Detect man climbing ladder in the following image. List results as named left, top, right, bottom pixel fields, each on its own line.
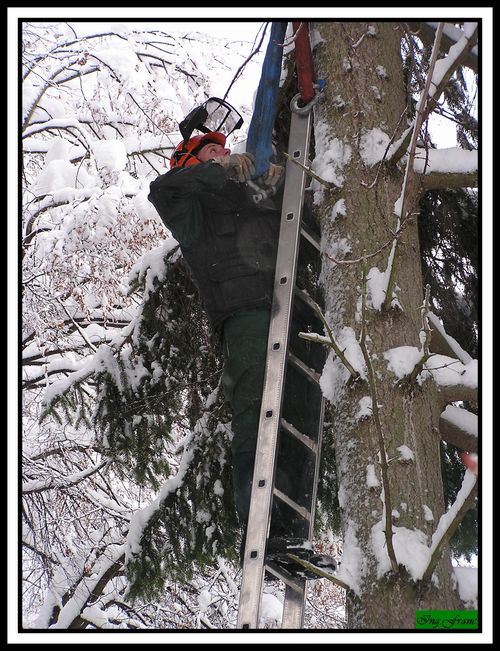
left=148, top=21, right=337, bottom=629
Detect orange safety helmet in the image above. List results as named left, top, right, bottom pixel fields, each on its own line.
left=170, top=131, right=227, bottom=169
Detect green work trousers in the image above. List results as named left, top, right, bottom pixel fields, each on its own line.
left=222, top=307, right=320, bottom=538
left=222, top=308, right=270, bottom=531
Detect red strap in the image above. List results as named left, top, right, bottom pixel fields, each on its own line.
left=292, top=22, right=315, bottom=104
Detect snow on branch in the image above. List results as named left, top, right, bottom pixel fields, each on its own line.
left=423, top=23, right=478, bottom=122
left=426, top=355, right=478, bottom=406
left=380, top=23, right=478, bottom=309
left=427, top=312, right=473, bottom=365
left=47, top=544, right=126, bottom=629
left=421, top=469, right=477, bottom=584
left=406, top=22, right=478, bottom=73
left=369, top=469, right=477, bottom=588
left=22, top=459, right=108, bottom=495
left=125, top=430, right=196, bottom=563
left=298, top=299, right=361, bottom=382
left=381, top=23, right=445, bottom=311
left=363, top=130, right=477, bottom=190
left=439, top=404, right=478, bottom=453
left=383, top=348, right=477, bottom=405
left=414, top=147, right=478, bottom=189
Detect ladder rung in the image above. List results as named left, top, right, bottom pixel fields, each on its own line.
left=300, top=224, right=320, bottom=251
left=294, top=286, right=320, bottom=313
left=273, top=487, right=311, bottom=521
left=264, top=561, right=306, bottom=592
left=288, top=352, right=321, bottom=385
left=281, top=418, right=318, bottom=452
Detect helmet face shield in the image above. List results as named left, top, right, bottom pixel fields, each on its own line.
left=202, top=98, right=243, bottom=137
left=179, top=97, right=243, bottom=144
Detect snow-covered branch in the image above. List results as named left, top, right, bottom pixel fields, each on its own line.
left=423, top=23, right=478, bottom=122
left=22, top=459, right=108, bottom=494
left=414, top=147, right=478, bottom=189
left=298, top=299, right=361, bottom=382
left=287, top=554, right=351, bottom=590
left=427, top=355, right=478, bottom=407
left=421, top=470, right=477, bottom=584
left=406, top=22, right=478, bottom=73
left=46, top=545, right=126, bottom=629
left=381, top=23, right=445, bottom=311
left=427, top=312, right=472, bottom=365
left=439, top=404, right=477, bottom=453
left=384, top=345, right=477, bottom=407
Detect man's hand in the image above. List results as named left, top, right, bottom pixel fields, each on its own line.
left=260, top=163, right=284, bottom=188
left=212, top=153, right=255, bottom=183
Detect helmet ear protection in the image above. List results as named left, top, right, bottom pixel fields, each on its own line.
left=170, top=97, right=243, bottom=169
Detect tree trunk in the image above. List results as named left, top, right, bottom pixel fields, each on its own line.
left=313, top=21, right=461, bottom=629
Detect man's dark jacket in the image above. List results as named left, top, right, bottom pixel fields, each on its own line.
left=148, top=161, right=281, bottom=331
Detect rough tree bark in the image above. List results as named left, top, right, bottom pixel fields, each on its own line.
left=312, top=22, right=473, bottom=629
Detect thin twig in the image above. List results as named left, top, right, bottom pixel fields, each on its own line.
left=421, top=477, right=477, bottom=583
left=324, top=211, right=417, bottom=266
left=286, top=554, right=351, bottom=591
left=283, top=152, right=340, bottom=191
left=359, top=256, right=399, bottom=574
left=299, top=299, right=360, bottom=381
left=223, top=23, right=269, bottom=101
left=406, top=284, right=433, bottom=384
left=361, top=107, right=408, bottom=189
left=382, top=23, right=445, bottom=311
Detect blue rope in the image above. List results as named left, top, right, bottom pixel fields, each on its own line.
left=246, top=22, right=287, bottom=178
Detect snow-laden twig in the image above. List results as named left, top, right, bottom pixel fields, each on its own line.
left=421, top=470, right=477, bottom=584
left=323, top=212, right=416, bottom=267
left=406, top=22, right=478, bottom=73
left=423, top=23, right=478, bottom=122
left=405, top=285, right=432, bottom=384
left=427, top=312, right=472, bottom=365
left=359, top=256, right=399, bottom=574
left=286, top=554, right=351, bottom=590
left=284, top=151, right=340, bottom=190
left=298, top=299, right=360, bottom=381
left=48, top=544, right=126, bottom=629
left=382, top=23, right=445, bottom=311
left=22, top=459, right=109, bottom=494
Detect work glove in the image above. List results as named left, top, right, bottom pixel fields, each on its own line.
left=212, top=153, right=255, bottom=183
left=260, top=163, right=284, bottom=188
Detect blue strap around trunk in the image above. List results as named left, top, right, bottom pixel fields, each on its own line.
left=246, top=22, right=288, bottom=179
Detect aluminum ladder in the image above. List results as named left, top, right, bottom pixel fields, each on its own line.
left=237, top=101, right=327, bottom=629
